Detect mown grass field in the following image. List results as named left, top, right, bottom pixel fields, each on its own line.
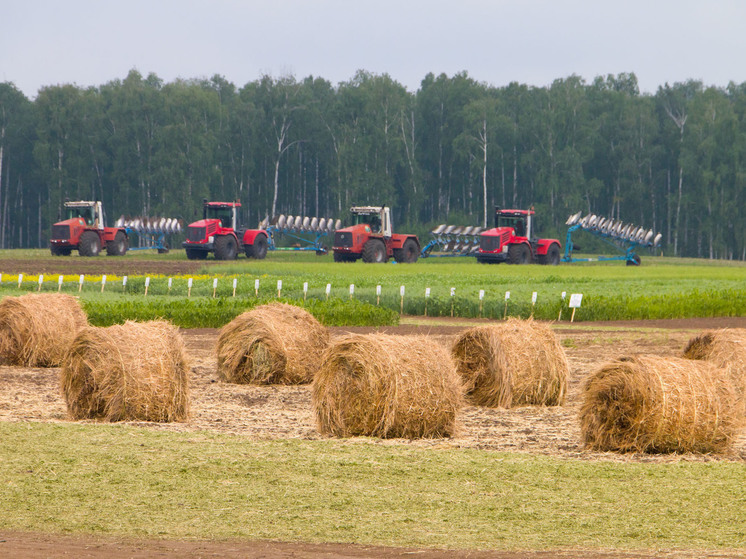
left=2, top=422, right=745, bottom=552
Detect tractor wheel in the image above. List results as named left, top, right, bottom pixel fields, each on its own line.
left=539, top=243, right=561, bottom=265
left=50, top=245, right=71, bottom=256
left=214, top=235, right=238, bottom=260
left=185, top=248, right=207, bottom=260
left=106, top=231, right=128, bottom=256
left=362, top=239, right=387, bottom=263
left=508, top=243, right=531, bottom=264
left=78, top=231, right=101, bottom=257
left=245, top=234, right=268, bottom=259
left=394, top=238, right=420, bottom=263
left=626, top=254, right=642, bottom=266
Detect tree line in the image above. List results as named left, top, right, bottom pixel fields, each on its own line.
left=1, top=69, right=745, bottom=259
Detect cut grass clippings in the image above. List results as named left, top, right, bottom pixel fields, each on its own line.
left=0, top=422, right=744, bottom=553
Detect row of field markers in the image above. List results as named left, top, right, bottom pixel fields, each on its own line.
left=2, top=273, right=584, bottom=320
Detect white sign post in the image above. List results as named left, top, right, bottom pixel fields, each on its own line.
left=123, top=276, right=128, bottom=292
left=78, top=274, right=84, bottom=293
left=376, top=285, right=381, bottom=306
left=349, top=284, right=355, bottom=300
left=559, top=291, right=567, bottom=321
left=144, top=276, right=151, bottom=297
left=58, top=275, right=63, bottom=292
left=167, top=277, right=172, bottom=294
left=450, top=287, right=456, bottom=317
left=254, top=279, right=260, bottom=297
left=504, top=291, right=511, bottom=319
left=303, top=282, right=308, bottom=301
left=425, top=287, right=431, bottom=316
left=100, top=274, right=107, bottom=293
left=187, top=277, right=193, bottom=297
left=212, top=278, right=219, bottom=298
left=277, top=279, right=282, bottom=298
left=400, top=285, right=405, bottom=314
left=38, top=274, right=44, bottom=292
left=569, top=293, right=583, bottom=323
left=18, top=273, right=24, bottom=289
left=531, top=291, right=538, bottom=317
left=479, top=289, right=485, bottom=318
left=325, top=283, right=331, bottom=301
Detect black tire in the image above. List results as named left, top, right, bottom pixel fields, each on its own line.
left=185, top=248, right=207, bottom=260
left=106, top=231, right=128, bottom=256
left=539, top=243, right=561, bottom=265
left=214, top=235, right=238, bottom=260
left=78, top=231, right=101, bottom=257
left=626, top=254, right=642, bottom=266
left=393, top=238, right=420, bottom=263
left=50, top=245, right=71, bottom=256
left=362, top=239, right=387, bottom=263
left=245, top=234, right=268, bottom=259
left=507, top=243, right=531, bottom=264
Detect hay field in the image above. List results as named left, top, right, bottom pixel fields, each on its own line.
left=1, top=319, right=744, bottom=462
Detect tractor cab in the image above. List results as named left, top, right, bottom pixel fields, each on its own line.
left=203, top=202, right=240, bottom=231
left=62, top=201, right=105, bottom=230
left=349, top=206, right=392, bottom=237
left=494, top=208, right=533, bottom=240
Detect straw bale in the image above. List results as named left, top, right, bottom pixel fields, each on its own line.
left=0, top=293, right=88, bottom=367
left=313, top=333, right=465, bottom=438
left=61, top=320, right=190, bottom=422
left=216, top=302, right=329, bottom=384
left=579, top=355, right=740, bottom=454
left=451, top=318, right=568, bottom=407
left=683, top=328, right=746, bottom=415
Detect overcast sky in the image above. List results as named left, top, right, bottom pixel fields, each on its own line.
left=2, top=0, right=745, bottom=99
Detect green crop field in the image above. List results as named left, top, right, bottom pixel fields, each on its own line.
left=1, top=249, right=745, bottom=324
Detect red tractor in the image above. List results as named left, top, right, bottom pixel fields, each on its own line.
left=182, top=200, right=269, bottom=260
left=477, top=208, right=561, bottom=265
left=332, top=206, right=420, bottom=263
left=50, top=200, right=128, bottom=257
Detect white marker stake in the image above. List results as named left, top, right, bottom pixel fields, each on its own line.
left=18, top=273, right=23, bottom=289
left=123, top=276, right=128, bottom=292
left=213, top=278, right=219, bottom=298
left=167, top=277, right=172, bottom=294
left=58, top=275, right=63, bottom=292
left=559, top=291, right=567, bottom=321
left=425, top=287, right=431, bottom=316
left=400, top=285, right=405, bottom=314
left=450, top=287, right=456, bottom=317
left=376, top=285, right=381, bottom=306
left=569, top=293, right=583, bottom=323
left=232, top=278, right=238, bottom=297
left=325, top=283, right=331, bottom=301
left=349, top=284, right=355, bottom=300
left=531, top=291, right=538, bottom=317
left=187, top=277, right=193, bottom=298
left=504, top=291, right=511, bottom=319
left=479, top=289, right=485, bottom=318
left=277, top=279, right=282, bottom=298
left=100, top=274, right=107, bottom=293
left=78, top=274, right=84, bottom=293
left=303, top=282, right=308, bottom=301
left=144, top=276, right=151, bottom=296
left=254, top=279, right=260, bottom=297
left=38, top=274, right=43, bottom=292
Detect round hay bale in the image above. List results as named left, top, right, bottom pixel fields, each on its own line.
left=312, top=333, right=465, bottom=439
left=683, top=328, right=746, bottom=414
left=579, top=355, right=740, bottom=454
left=216, top=302, right=329, bottom=384
left=0, top=293, right=88, bottom=367
left=61, top=320, right=190, bottom=422
left=451, top=318, right=568, bottom=407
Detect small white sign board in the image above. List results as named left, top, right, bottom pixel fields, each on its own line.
left=569, top=293, right=583, bottom=308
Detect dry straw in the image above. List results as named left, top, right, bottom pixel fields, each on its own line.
left=216, top=302, right=329, bottom=384
left=579, top=355, right=740, bottom=454
left=313, top=333, right=465, bottom=438
left=61, top=320, right=190, bottom=422
left=682, top=328, right=746, bottom=416
left=451, top=318, right=568, bottom=407
left=0, top=293, right=88, bottom=367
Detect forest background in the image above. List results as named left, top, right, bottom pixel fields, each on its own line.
left=0, top=69, right=744, bottom=260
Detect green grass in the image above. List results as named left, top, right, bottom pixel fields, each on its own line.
left=3, top=249, right=746, bottom=322
left=1, top=422, right=744, bottom=552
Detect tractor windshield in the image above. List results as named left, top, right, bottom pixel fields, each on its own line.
left=353, top=212, right=381, bottom=233
left=206, top=206, right=235, bottom=229
left=496, top=215, right=526, bottom=237
left=66, top=206, right=95, bottom=226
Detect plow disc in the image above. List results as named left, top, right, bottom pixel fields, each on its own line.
left=261, top=214, right=341, bottom=254
left=421, top=224, right=483, bottom=257
left=115, top=216, right=183, bottom=252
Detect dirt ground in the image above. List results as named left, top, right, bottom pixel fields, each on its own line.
left=1, top=250, right=745, bottom=558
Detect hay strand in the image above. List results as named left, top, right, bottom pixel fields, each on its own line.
left=579, top=355, right=740, bottom=454
left=0, top=293, right=88, bottom=367
left=451, top=318, right=568, bottom=407
left=216, top=302, right=329, bottom=384
left=313, top=333, right=465, bottom=438
left=61, top=320, right=190, bottom=422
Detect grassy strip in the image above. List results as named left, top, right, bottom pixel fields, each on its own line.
left=81, top=296, right=399, bottom=328
left=1, top=422, right=744, bottom=552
